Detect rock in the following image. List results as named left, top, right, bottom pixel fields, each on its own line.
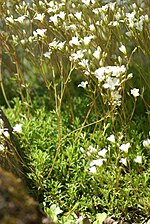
left=103, top=217, right=115, bottom=224
left=0, top=167, right=55, bottom=224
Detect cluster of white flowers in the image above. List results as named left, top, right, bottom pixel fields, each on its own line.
left=125, top=11, right=148, bottom=32
left=1, top=0, right=148, bottom=112
left=80, top=145, right=108, bottom=173
left=80, top=133, right=143, bottom=173
left=107, top=133, right=143, bottom=166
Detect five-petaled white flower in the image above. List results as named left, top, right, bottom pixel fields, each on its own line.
left=83, top=35, right=95, bottom=45
left=34, top=13, right=45, bottom=21
left=49, top=15, right=58, bottom=25
left=13, top=124, right=23, bottom=133
left=74, top=12, right=82, bottom=20
left=15, top=15, right=26, bottom=23
left=90, top=158, right=106, bottom=167
left=131, top=88, right=140, bottom=97
left=33, top=29, right=47, bottom=38
left=143, top=139, right=150, bottom=148
left=120, top=158, right=127, bottom=166
left=3, top=130, right=10, bottom=139
left=134, top=156, right=142, bottom=164
left=69, top=36, right=80, bottom=46
left=107, top=134, right=115, bottom=143
left=98, top=148, right=107, bottom=157
left=89, top=166, right=97, bottom=173
left=120, top=142, right=130, bottom=153
left=78, top=81, right=88, bottom=88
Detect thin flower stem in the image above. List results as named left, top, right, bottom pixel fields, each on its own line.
left=46, top=113, right=111, bottom=179
left=129, top=98, right=137, bottom=121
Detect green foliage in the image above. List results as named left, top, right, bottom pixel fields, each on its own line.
left=3, top=99, right=150, bottom=223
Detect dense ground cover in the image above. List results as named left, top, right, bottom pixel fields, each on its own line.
left=3, top=96, right=150, bottom=223
left=0, top=0, right=150, bottom=223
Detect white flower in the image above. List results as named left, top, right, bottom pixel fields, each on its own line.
left=28, top=36, right=34, bottom=43
left=126, top=11, right=136, bottom=20
left=94, top=67, right=105, bottom=81
left=82, top=0, right=90, bottom=5
left=108, top=21, right=119, bottom=27
left=98, top=148, right=107, bottom=157
left=88, top=145, right=97, bottom=152
left=49, top=40, right=59, bottom=48
left=65, top=24, right=76, bottom=31
left=120, top=142, right=130, bottom=153
left=49, top=14, right=58, bottom=26
left=89, top=24, right=95, bottom=31
left=74, top=12, right=82, bottom=20
left=127, top=73, right=133, bottom=79
left=143, top=139, right=150, bottom=148
left=131, top=88, right=140, bottom=97
left=58, top=11, right=65, bottom=20
left=13, top=123, right=23, bottom=133
left=111, top=65, right=126, bottom=77
left=103, top=77, right=120, bottom=90
left=87, top=145, right=97, bottom=156
left=90, top=158, right=106, bottom=167
left=83, top=35, right=94, bottom=45
left=69, top=36, right=80, bottom=46
left=119, top=44, right=127, bottom=55
left=144, top=14, right=149, bottom=22
left=89, top=166, right=97, bottom=173
left=34, top=29, right=47, bottom=38
left=34, top=13, right=45, bottom=21
left=120, top=158, right=127, bottom=165
left=20, top=39, right=26, bottom=45
left=135, top=20, right=143, bottom=31
left=80, top=147, right=85, bottom=153
left=78, top=59, right=89, bottom=69
left=78, top=81, right=88, bottom=88
left=126, top=31, right=132, bottom=37
left=57, top=41, right=66, bottom=50
left=15, top=15, right=26, bottom=23
left=107, top=134, right=115, bottom=143
left=70, top=50, right=86, bottom=61
left=93, top=8, right=100, bottom=14
left=134, top=156, right=142, bottom=164
left=6, top=16, right=14, bottom=24
left=3, top=130, right=10, bottom=139
left=43, top=51, right=52, bottom=58
left=93, top=46, right=101, bottom=59
left=108, top=2, right=116, bottom=10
